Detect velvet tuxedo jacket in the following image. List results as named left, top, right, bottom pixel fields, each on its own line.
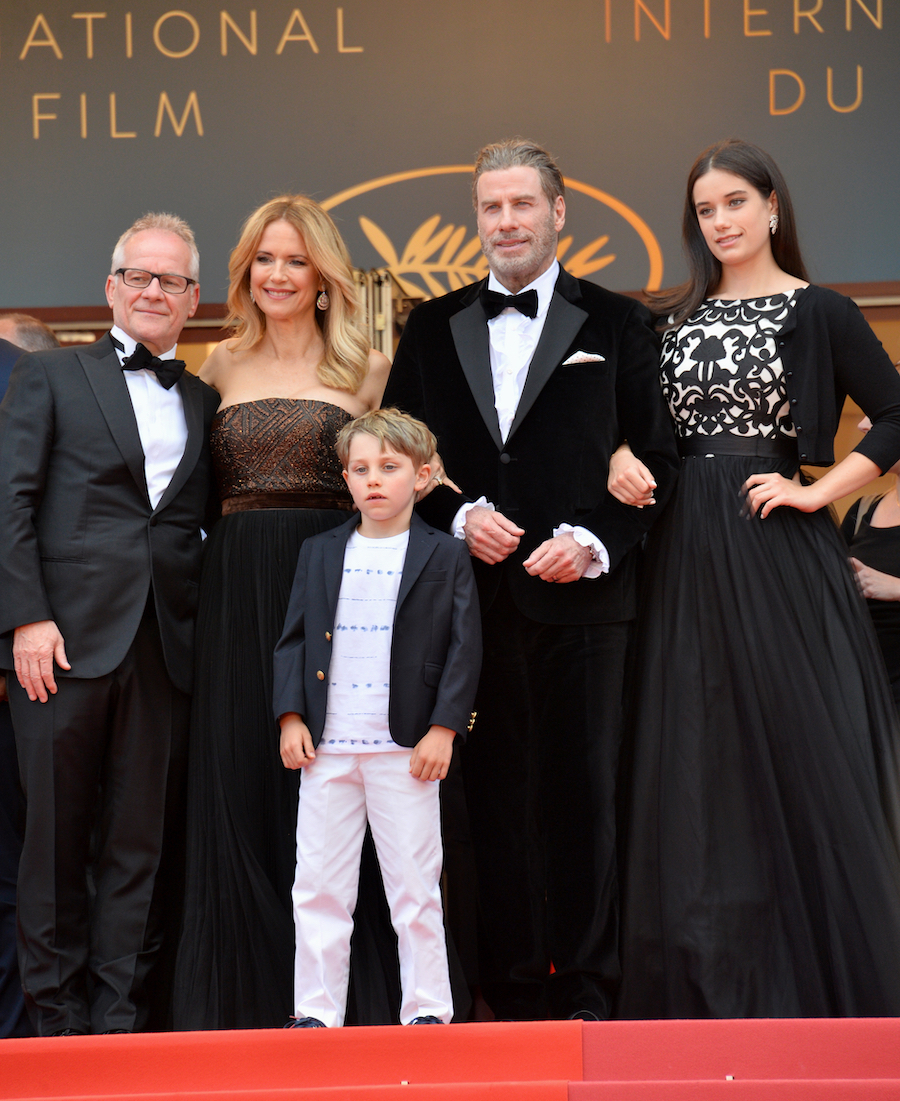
left=273, top=513, right=482, bottom=747
left=383, top=268, right=679, bottom=625
left=0, top=333, right=219, bottom=694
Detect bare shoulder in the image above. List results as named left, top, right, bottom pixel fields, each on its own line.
left=198, top=338, right=240, bottom=390
left=360, top=349, right=392, bottom=410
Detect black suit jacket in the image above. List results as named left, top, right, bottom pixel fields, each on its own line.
left=383, top=268, right=679, bottom=625
left=0, top=334, right=219, bottom=693
left=273, top=513, right=482, bottom=747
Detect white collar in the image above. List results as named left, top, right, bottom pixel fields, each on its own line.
left=110, top=325, right=179, bottom=363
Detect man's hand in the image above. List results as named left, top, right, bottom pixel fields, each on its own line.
left=850, top=558, right=900, bottom=602
left=463, top=506, right=523, bottom=564
left=523, top=531, right=592, bottom=583
left=409, top=724, right=455, bottom=782
left=279, top=713, right=316, bottom=770
left=13, top=620, right=70, bottom=703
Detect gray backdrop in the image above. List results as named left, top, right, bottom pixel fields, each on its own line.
left=1, top=0, right=896, bottom=307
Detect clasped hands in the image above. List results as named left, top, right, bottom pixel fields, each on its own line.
left=462, top=505, right=591, bottom=582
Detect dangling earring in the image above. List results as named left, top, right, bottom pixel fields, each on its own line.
left=769, top=213, right=779, bottom=235
left=249, top=288, right=255, bottom=304
left=316, top=288, right=330, bottom=311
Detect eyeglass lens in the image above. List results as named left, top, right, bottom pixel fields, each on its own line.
left=121, top=269, right=190, bottom=294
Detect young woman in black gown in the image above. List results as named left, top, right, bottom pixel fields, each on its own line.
left=172, top=196, right=395, bottom=1028
left=611, top=140, right=900, bottom=1017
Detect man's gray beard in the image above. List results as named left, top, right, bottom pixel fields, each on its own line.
left=480, top=213, right=558, bottom=289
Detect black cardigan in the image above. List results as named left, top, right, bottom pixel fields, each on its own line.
left=776, top=285, right=900, bottom=469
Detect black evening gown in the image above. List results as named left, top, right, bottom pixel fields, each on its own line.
left=173, top=399, right=399, bottom=1029
left=618, top=296, right=900, bottom=1018
left=843, top=495, right=900, bottom=714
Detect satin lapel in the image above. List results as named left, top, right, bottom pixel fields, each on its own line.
left=154, top=376, right=204, bottom=514
left=508, top=289, right=588, bottom=440
left=450, top=292, right=503, bottom=451
left=79, top=338, right=149, bottom=502
left=396, top=516, right=436, bottom=610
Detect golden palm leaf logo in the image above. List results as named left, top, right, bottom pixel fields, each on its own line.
left=359, top=215, right=617, bottom=298
left=323, top=166, right=663, bottom=296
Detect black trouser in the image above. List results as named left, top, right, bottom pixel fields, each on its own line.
left=462, top=575, right=629, bottom=1020
left=8, top=607, right=189, bottom=1035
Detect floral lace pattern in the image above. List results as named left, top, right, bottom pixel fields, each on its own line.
left=661, top=294, right=799, bottom=439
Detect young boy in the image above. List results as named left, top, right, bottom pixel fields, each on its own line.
left=273, top=408, right=481, bottom=1028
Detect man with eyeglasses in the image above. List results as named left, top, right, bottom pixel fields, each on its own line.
left=0, top=213, right=219, bottom=1035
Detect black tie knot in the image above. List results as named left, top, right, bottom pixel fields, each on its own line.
left=479, top=286, right=539, bottom=320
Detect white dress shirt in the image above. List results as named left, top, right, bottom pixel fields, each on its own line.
left=451, top=264, right=608, bottom=576
left=111, top=325, right=188, bottom=510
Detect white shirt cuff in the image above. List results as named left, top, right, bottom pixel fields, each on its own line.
left=452, top=497, right=493, bottom=539
left=553, top=523, right=609, bottom=578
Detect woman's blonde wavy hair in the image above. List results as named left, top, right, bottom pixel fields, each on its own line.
left=225, top=195, right=369, bottom=393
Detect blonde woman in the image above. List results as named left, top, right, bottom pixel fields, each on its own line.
left=173, top=196, right=392, bottom=1029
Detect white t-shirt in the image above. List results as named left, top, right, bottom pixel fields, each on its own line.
left=319, top=528, right=410, bottom=754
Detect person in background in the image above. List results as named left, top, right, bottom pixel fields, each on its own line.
left=609, top=139, right=900, bottom=1018
left=842, top=400, right=900, bottom=713
left=0, top=336, right=31, bottom=1037
left=0, top=213, right=218, bottom=1035
left=0, top=313, right=60, bottom=354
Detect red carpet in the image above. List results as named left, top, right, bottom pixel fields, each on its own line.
left=2, top=1018, right=899, bottom=1100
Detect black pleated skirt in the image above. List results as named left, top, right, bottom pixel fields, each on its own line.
left=618, top=453, right=900, bottom=1018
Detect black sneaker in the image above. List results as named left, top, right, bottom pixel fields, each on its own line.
left=409, top=1015, right=443, bottom=1024
left=284, top=1016, right=327, bottom=1028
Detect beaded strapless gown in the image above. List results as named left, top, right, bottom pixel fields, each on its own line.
left=617, top=297, right=900, bottom=1018
left=173, top=399, right=399, bottom=1029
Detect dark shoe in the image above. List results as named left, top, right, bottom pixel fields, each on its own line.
left=409, top=1015, right=443, bottom=1024
left=50, top=1028, right=86, bottom=1036
left=102, top=1029, right=131, bottom=1034
left=568, top=1010, right=602, bottom=1021
left=284, top=1016, right=326, bottom=1028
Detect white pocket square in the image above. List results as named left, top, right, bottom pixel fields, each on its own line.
left=562, top=350, right=606, bottom=365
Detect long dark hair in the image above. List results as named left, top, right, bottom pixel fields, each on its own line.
left=650, top=139, right=809, bottom=329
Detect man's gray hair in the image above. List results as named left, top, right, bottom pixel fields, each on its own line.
left=110, top=212, right=199, bottom=281
left=0, top=312, right=60, bottom=352
left=472, top=138, right=565, bottom=208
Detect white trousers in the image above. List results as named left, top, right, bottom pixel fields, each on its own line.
left=291, top=750, right=452, bottom=1027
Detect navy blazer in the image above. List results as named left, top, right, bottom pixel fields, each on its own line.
left=384, top=267, right=680, bottom=625
left=273, top=513, right=482, bottom=747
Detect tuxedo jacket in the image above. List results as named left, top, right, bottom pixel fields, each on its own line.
left=383, top=268, right=679, bottom=625
left=273, top=513, right=482, bottom=747
left=0, top=334, right=219, bottom=694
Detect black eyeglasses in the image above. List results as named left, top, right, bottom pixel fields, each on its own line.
left=115, top=268, right=197, bottom=294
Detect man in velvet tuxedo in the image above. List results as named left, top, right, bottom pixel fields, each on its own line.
left=0, top=214, right=219, bottom=1035
left=383, top=139, right=678, bottom=1021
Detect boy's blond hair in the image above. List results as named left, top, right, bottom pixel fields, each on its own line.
left=336, top=408, right=436, bottom=471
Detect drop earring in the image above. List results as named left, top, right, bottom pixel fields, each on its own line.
left=316, top=288, right=329, bottom=311
left=769, top=213, right=779, bottom=235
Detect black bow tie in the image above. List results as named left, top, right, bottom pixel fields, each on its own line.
left=114, top=338, right=185, bottom=390
left=480, top=286, right=539, bottom=320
